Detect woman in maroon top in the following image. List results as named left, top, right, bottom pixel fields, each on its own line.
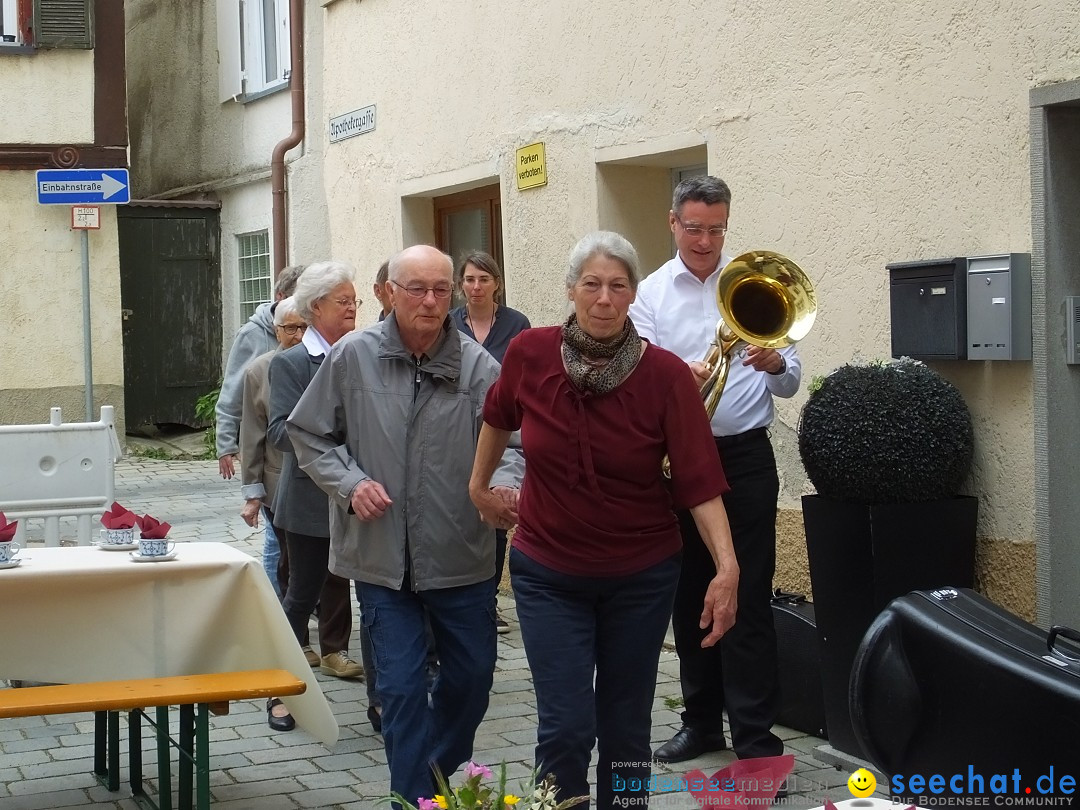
left=469, top=231, right=739, bottom=809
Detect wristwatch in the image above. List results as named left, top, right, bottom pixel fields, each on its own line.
left=768, top=356, right=787, bottom=376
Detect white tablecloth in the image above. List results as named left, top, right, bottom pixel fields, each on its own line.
left=0, top=542, right=338, bottom=746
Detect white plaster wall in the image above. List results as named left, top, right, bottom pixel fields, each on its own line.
left=0, top=172, right=124, bottom=388
left=320, top=0, right=1079, bottom=543
left=127, top=0, right=332, bottom=363
left=218, top=179, right=276, bottom=353
left=126, top=0, right=293, bottom=196
left=0, top=50, right=94, bottom=143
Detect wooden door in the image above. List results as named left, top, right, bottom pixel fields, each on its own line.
left=117, top=204, right=221, bottom=428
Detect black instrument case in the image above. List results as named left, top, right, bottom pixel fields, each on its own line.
left=851, top=587, right=1080, bottom=802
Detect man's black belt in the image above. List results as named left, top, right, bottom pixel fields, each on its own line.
left=713, top=426, right=769, bottom=449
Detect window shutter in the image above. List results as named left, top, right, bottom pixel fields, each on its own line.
left=33, top=0, right=93, bottom=49
left=216, top=0, right=242, bottom=102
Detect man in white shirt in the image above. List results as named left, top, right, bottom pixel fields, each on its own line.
left=629, top=175, right=801, bottom=763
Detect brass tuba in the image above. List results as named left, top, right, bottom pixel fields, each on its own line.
left=663, top=250, right=816, bottom=478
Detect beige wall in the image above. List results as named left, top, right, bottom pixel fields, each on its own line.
left=0, top=50, right=95, bottom=143
left=321, top=0, right=1078, bottom=613
left=0, top=173, right=125, bottom=428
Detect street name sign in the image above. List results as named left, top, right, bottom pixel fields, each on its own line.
left=36, top=168, right=130, bottom=205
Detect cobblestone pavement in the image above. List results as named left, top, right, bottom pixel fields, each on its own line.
left=0, top=457, right=875, bottom=809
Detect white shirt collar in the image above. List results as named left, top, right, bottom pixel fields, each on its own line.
left=302, top=325, right=333, bottom=358
left=672, top=251, right=724, bottom=286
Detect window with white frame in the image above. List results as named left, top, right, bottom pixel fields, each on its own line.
left=237, top=231, right=272, bottom=319
left=217, top=0, right=290, bottom=101
left=0, top=0, right=20, bottom=44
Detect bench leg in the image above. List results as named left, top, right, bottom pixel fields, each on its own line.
left=178, top=703, right=194, bottom=810
left=129, top=709, right=144, bottom=797
left=157, top=705, right=173, bottom=810
left=195, top=703, right=210, bottom=810
left=94, top=711, right=106, bottom=783
left=93, top=710, right=121, bottom=792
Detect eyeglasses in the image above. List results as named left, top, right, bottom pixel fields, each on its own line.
left=675, top=215, right=728, bottom=238
left=390, top=280, right=454, bottom=299
left=327, top=297, right=362, bottom=308
left=275, top=324, right=308, bottom=336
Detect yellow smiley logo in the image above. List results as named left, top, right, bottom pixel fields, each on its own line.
left=848, top=768, right=877, bottom=798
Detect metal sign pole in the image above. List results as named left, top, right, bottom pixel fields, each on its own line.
left=80, top=227, right=94, bottom=421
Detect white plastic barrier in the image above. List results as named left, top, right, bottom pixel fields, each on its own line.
left=0, top=406, right=123, bottom=546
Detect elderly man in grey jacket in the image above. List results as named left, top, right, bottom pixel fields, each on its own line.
left=286, top=245, right=522, bottom=805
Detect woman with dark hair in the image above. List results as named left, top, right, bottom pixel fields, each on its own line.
left=450, top=251, right=531, bottom=633
left=449, top=251, right=530, bottom=363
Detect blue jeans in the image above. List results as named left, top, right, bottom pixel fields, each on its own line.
left=511, top=547, right=681, bottom=810
left=261, top=508, right=282, bottom=600
left=356, top=577, right=497, bottom=804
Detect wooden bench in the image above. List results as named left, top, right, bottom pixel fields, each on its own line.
left=0, top=669, right=306, bottom=810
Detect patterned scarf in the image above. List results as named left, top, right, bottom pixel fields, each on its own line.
left=561, top=313, right=642, bottom=395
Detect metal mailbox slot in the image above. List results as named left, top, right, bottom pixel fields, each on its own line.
left=887, top=258, right=966, bottom=360
left=966, top=253, right=1032, bottom=361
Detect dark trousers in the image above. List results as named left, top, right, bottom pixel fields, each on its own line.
left=495, top=528, right=508, bottom=585
left=511, top=547, right=681, bottom=810
left=671, top=432, right=783, bottom=758
left=279, top=529, right=352, bottom=656
left=357, top=577, right=496, bottom=804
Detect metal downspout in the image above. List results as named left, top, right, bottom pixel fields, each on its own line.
left=271, top=0, right=305, bottom=277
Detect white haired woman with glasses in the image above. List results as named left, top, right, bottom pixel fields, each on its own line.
left=469, top=231, right=739, bottom=810
left=267, top=261, right=365, bottom=731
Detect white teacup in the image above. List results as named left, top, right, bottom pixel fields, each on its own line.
left=100, top=527, right=135, bottom=547
left=0, top=541, right=20, bottom=564
left=138, top=538, right=175, bottom=558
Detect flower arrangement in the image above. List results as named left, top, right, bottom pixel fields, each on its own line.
left=387, top=763, right=588, bottom=810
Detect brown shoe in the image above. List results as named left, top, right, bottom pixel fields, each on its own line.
left=320, top=651, right=364, bottom=679
left=302, top=645, right=320, bottom=668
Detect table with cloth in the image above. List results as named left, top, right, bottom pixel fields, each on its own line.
left=0, top=541, right=338, bottom=746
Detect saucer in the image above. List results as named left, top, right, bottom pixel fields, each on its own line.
left=0, top=558, right=23, bottom=570
left=95, top=541, right=139, bottom=552
left=129, top=550, right=178, bottom=563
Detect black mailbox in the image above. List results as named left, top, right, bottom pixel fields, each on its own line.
left=887, top=258, right=967, bottom=360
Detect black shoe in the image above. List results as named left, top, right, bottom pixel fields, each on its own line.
left=653, top=726, right=727, bottom=763
left=367, top=704, right=382, bottom=734
left=267, top=698, right=295, bottom=732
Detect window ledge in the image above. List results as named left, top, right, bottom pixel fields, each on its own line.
left=0, top=43, right=35, bottom=55
left=238, top=81, right=289, bottom=105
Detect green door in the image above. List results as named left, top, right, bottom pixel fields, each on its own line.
left=117, top=204, right=221, bottom=428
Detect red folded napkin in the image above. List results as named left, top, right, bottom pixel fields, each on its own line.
left=136, top=513, right=172, bottom=539
left=686, top=754, right=795, bottom=808
left=0, top=512, right=17, bottom=542
left=101, top=502, right=138, bottom=530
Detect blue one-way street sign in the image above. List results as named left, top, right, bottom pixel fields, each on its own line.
left=36, top=168, right=130, bottom=205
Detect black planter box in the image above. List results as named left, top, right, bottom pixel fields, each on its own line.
left=802, top=494, right=978, bottom=757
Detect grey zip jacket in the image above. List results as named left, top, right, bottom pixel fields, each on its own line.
left=286, top=313, right=524, bottom=591
left=216, top=302, right=277, bottom=458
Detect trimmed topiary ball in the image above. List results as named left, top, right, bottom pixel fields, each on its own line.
left=798, top=360, right=974, bottom=504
